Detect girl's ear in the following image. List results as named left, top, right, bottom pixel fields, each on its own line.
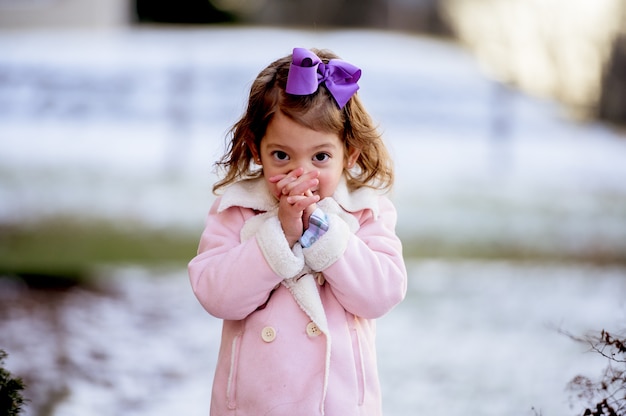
left=248, top=141, right=262, bottom=164
left=345, top=147, right=360, bottom=169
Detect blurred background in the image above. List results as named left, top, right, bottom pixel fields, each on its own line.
left=1, top=1, right=625, bottom=415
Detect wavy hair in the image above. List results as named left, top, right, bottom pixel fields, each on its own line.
left=212, top=48, right=394, bottom=194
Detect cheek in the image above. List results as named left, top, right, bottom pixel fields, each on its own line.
left=268, top=183, right=280, bottom=198
left=317, top=171, right=342, bottom=199
left=262, top=171, right=282, bottom=199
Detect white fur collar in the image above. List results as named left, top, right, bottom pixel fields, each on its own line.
left=217, top=176, right=381, bottom=218
left=217, top=177, right=277, bottom=213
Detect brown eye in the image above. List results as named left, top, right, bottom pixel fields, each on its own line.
left=313, top=153, right=330, bottom=162
left=272, top=151, right=289, bottom=161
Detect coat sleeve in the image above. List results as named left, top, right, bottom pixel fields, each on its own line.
left=303, top=196, right=407, bottom=319
left=187, top=199, right=290, bottom=320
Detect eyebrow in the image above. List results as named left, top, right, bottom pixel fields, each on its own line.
left=264, top=142, right=340, bottom=152
left=311, top=143, right=340, bottom=151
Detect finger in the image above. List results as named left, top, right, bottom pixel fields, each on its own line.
left=300, top=169, right=320, bottom=181
left=285, top=194, right=307, bottom=205
left=269, top=166, right=306, bottom=183
left=282, top=170, right=319, bottom=195
left=286, top=178, right=318, bottom=196
left=287, top=194, right=320, bottom=210
left=277, top=196, right=304, bottom=219
left=275, top=168, right=305, bottom=192
left=268, top=173, right=288, bottom=183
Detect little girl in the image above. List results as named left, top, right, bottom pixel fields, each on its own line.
left=188, top=47, right=407, bottom=416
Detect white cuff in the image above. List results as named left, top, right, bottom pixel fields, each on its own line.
left=302, top=213, right=351, bottom=271
left=256, top=216, right=305, bottom=279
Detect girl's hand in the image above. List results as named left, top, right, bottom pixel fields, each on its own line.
left=269, top=168, right=318, bottom=198
left=300, top=189, right=318, bottom=230
left=270, top=169, right=320, bottom=247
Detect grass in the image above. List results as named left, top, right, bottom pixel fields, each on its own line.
left=396, top=189, right=626, bottom=266
left=1, top=216, right=624, bottom=288
left=400, top=237, right=626, bottom=266
left=0, top=218, right=199, bottom=286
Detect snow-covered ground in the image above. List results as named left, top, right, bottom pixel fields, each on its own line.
left=1, top=263, right=624, bottom=416
left=0, top=26, right=625, bottom=416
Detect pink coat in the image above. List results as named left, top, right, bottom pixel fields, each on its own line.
left=188, top=178, right=407, bottom=416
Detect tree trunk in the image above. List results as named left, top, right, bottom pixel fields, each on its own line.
left=598, top=34, right=626, bottom=124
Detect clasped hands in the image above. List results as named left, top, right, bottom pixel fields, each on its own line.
left=270, top=167, right=320, bottom=248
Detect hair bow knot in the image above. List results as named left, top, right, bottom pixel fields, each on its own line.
left=285, top=48, right=361, bottom=109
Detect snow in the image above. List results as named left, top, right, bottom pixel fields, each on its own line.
left=1, top=263, right=623, bottom=416
left=0, top=26, right=625, bottom=416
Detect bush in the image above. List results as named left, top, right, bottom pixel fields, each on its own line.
left=566, top=330, right=626, bottom=416
left=0, top=350, right=26, bottom=416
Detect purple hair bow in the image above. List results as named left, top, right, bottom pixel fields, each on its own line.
left=285, top=47, right=361, bottom=109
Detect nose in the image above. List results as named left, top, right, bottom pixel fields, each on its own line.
left=294, top=157, right=316, bottom=174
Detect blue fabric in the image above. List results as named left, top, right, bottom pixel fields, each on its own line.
left=300, top=208, right=329, bottom=248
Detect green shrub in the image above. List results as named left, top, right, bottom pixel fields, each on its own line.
left=0, top=350, right=26, bottom=416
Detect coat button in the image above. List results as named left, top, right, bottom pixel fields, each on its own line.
left=306, top=321, right=321, bottom=337
left=261, top=326, right=276, bottom=343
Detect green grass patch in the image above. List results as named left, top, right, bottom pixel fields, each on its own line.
left=2, top=216, right=624, bottom=288
left=401, top=237, right=626, bottom=266
left=0, top=218, right=199, bottom=283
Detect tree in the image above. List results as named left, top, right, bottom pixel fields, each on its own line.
left=0, top=350, right=26, bottom=416
left=598, top=35, right=626, bottom=124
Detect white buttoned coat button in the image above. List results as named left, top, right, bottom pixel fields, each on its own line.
left=261, top=326, right=276, bottom=343
left=306, top=321, right=321, bottom=337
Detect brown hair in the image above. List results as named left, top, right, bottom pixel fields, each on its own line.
left=212, top=48, right=394, bottom=194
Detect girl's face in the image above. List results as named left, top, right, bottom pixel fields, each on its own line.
left=257, top=111, right=359, bottom=200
